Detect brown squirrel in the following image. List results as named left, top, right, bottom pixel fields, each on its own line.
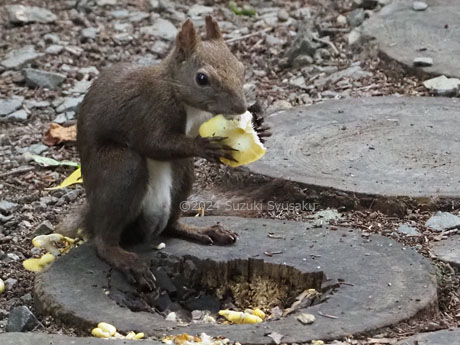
left=76, top=16, right=270, bottom=291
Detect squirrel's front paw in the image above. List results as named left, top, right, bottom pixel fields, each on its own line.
left=195, top=136, right=238, bottom=164
left=249, top=102, right=272, bottom=143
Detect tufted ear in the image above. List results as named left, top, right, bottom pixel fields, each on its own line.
left=205, top=15, right=223, bottom=41
left=176, top=19, right=199, bottom=57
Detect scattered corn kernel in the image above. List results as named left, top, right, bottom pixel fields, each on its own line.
left=23, top=253, right=55, bottom=272
left=244, top=308, right=266, bottom=320
left=218, top=310, right=263, bottom=324
left=97, top=322, right=117, bottom=336
left=91, top=328, right=112, bottom=338
left=312, top=341, right=324, bottom=345
left=0, top=278, right=5, bottom=295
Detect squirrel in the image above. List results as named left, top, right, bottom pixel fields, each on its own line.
left=76, top=16, right=271, bottom=291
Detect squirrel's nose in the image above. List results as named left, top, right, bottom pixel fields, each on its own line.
left=232, top=97, right=247, bottom=115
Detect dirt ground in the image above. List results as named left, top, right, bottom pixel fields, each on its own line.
left=0, top=0, right=458, bottom=344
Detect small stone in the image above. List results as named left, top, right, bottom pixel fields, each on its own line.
left=397, top=224, right=420, bottom=236
left=0, top=200, right=18, bottom=213
left=24, top=100, right=50, bottom=109
left=157, top=0, right=175, bottom=12
left=110, top=9, right=129, bottom=18
left=423, top=75, right=460, bottom=96
left=425, top=211, right=460, bottom=231
left=150, top=40, right=170, bottom=55
left=23, top=68, right=66, bottom=90
left=53, top=111, right=75, bottom=124
left=3, top=109, right=28, bottom=122
left=27, top=143, right=48, bottom=155
left=413, top=57, right=433, bottom=67
left=79, top=66, right=99, bottom=75
left=20, top=293, right=33, bottom=304
left=43, top=33, right=60, bottom=44
left=314, top=209, right=343, bottom=222
left=80, top=27, right=99, bottom=41
left=1, top=45, right=41, bottom=70
left=7, top=5, right=57, bottom=24
left=113, top=22, right=133, bottom=32
left=0, top=96, right=24, bottom=116
left=293, top=54, right=314, bottom=68
left=188, top=4, right=213, bottom=18
left=65, top=46, right=84, bottom=57
left=265, top=34, right=284, bottom=47
left=4, top=278, right=18, bottom=290
left=140, top=19, right=177, bottom=41
left=69, top=80, right=92, bottom=94
left=97, top=0, right=117, bottom=6
left=336, top=15, right=347, bottom=26
left=348, top=8, right=365, bottom=27
left=113, top=32, right=134, bottom=45
left=289, top=75, right=307, bottom=89
left=413, top=1, right=428, bottom=11
left=277, top=9, right=290, bottom=22
left=148, top=0, right=159, bottom=10
left=45, top=44, right=64, bottom=55
left=34, top=220, right=54, bottom=236
left=56, top=96, right=84, bottom=113
left=296, top=313, right=316, bottom=324
left=165, top=312, right=177, bottom=322
left=128, top=11, right=150, bottom=23
left=6, top=306, right=41, bottom=332
left=6, top=253, right=20, bottom=262
left=348, top=28, right=361, bottom=46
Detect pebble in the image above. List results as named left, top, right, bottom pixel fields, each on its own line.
left=55, top=96, right=84, bottom=113
left=69, top=80, right=92, bottom=94
left=277, top=9, right=290, bottom=22
left=0, top=96, right=24, bottom=116
left=110, top=9, right=129, bottom=18
left=53, top=112, right=75, bottom=124
left=289, top=75, right=307, bottom=89
left=27, top=143, right=48, bottom=155
left=2, top=110, right=28, bottom=122
left=46, top=44, right=64, bottom=55
left=413, top=1, right=428, bottom=11
left=188, top=4, right=214, bottom=18
left=80, top=27, right=99, bottom=41
left=113, top=22, right=133, bottom=32
left=65, top=46, right=84, bottom=57
left=348, top=8, right=365, bottom=27
left=425, top=211, right=460, bottom=231
left=128, top=11, right=150, bottom=23
left=1, top=45, right=41, bottom=70
left=336, top=15, right=347, bottom=26
left=113, top=32, right=134, bottom=45
left=43, top=33, right=60, bottom=44
left=140, top=19, right=177, bottom=41
left=34, top=220, right=55, bottom=236
left=24, top=100, right=50, bottom=109
left=150, top=40, right=170, bottom=55
left=4, top=278, right=18, bottom=290
left=397, top=224, right=421, bottom=236
left=423, top=75, right=460, bottom=96
left=348, top=28, right=361, bottom=46
left=6, top=306, right=42, bottom=332
left=413, top=57, right=433, bottom=67
left=7, top=5, right=57, bottom=24
left=23, top=68, right=67, bottom=90
left=96, top=0, right=117, bottom=6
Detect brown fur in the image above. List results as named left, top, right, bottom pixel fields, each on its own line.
left=76, top=17, right=245, bottom=290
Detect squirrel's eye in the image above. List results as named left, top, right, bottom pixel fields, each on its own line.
left=196, top=72, right=209, bottom=86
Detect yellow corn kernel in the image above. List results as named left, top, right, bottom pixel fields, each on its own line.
left=97, top=322, right=117, bottom=336
left=91, top=328, right=111, bottom=338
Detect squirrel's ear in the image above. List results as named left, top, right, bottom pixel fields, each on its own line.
left=176, top=19, right=199, bottom=56
left=205, top=15, right=223, bottom=41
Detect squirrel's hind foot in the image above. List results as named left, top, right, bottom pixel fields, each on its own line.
left=167, top=222, right=238, bottom=245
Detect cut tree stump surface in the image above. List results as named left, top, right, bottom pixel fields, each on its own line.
left=395, top=328, right=460, bottom=345
left=432, top=235, right=460, bottom=268
left=35, top=217, right=437, bottom=344
left=0, top=333, right=162, bottom=345
left=249, top=97, right=460, bottom=209
left=362, top=0, right=460, bottom=78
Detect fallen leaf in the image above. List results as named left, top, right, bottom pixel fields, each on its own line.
left=267, top=332, right=284, bottom=345
left=44, top=123, right=77, bottom=146
left=24, top=153, right=79, bottom=167
left=45, top=167, right=83, bottom=190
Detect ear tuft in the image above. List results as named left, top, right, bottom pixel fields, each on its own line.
left=176, top=18, right=199, bottom=56
left=205, top=15, right=223, bottom=41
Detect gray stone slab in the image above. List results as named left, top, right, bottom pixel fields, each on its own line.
left=248, top=97, right=460, bottom=213
left=35, top=217, right=437, bottom=344
left=0, top=333, right=162, bottom=345
left=395, top=328, right=460, bottom=345
left=432, top=235, right=460, bottom=268
left=363, top=0, right=460, bottom=78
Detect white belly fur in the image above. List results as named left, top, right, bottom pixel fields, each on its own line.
left=185, top=105, right=213, bottom=137
left=142, top=159, right=172, bottom=234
